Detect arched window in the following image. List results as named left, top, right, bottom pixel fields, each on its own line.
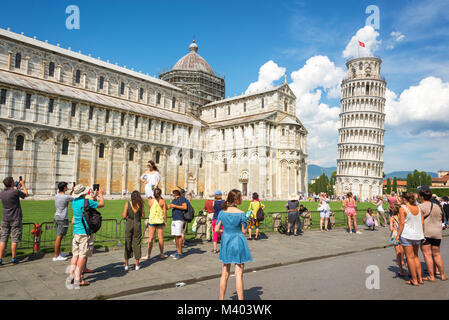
left=99, top=76, right=104, bottom=89
left=155, top=151, right=161, bottom=164
left=224, top=158, right=227, bottom=172
left=214, top=108, right=217, bottom=118
left=99, top=143, right=105, bottom=158
left=261, top=98, right=264, bottom=108
left=129, top=148, right=135, bottom=161
left=15, top=135, right=24, bottom=151
left=139, top=88, right=144, bottom=100
left=15, top=53, right=21, bottom=68
left=120, top=82, right=125, bottom=95
left=75, top=69, right=81, bottom=83
left=172, top=97, right=176, bottom=109
left=200, top=156, right=203, bottom=168
left=179, top=152, right=183, bottom=166
left=243, top=103, right=246, bottom=112
left=49, top=62, right=55, bottom=77
left=228, top=105, right=230, bottom=115
left=157, top=93, right=161, bottom=105
left=62, top=138, right=69, bottom=155
left=284, top=101, right=288, bottom=112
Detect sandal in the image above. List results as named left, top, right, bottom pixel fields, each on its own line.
left=440, top=275, right=448, bottom=281
left=83, top=268, right=94, bottom=274
left=79, top=280, right=90, bottom=286
left=212, top=250, right=218, bottom=254
left=405, top=280, right=419, bottom=286
left=160, top=254, right=168, bottom=259
left=422, top=276, right=436, bottom=282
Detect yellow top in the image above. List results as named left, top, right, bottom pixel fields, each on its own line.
left=149, top=200, right=165, bottom=225
left=248, top=201, right=265, bottom=219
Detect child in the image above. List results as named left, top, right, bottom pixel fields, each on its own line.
left=365, top=208, right=376, bottom=231
left=390, top=204, right=406, bottom=277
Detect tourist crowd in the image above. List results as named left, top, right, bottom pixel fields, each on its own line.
left=1, top=160, right=449, bottom=296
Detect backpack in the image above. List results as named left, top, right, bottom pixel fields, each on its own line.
left=184, top=201, right=195, bottom=223
left=256, top=201, right=265, bottom=222
left=81, top=198, right=102, bottom=234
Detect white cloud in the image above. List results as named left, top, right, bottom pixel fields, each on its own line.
left=245, top=60, right=286, bottom=94
left=342, top=25, right=381, bottom=58
left=386, top=76, right=449, bottom=134
left=391, top=31, right=405, bottom=42
left=289, top=56, right=345, bottom=166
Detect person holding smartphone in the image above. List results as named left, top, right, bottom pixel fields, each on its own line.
left=53, top=182, right=74, bottom=261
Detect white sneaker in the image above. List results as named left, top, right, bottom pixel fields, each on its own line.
left=356, top=231, right=362, bottom=234
left=141, top=255, right=148, bottom=261
left=170, top=253, right=176, bottom=258
left=59, top=253, right=68, bottom=257
left=53, top=255, right=68, bottom=261
left=124, top=265, right=129, bottom=271
left=135, top=265, right=140, bottom=271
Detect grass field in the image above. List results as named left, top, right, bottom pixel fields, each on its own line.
left=0, top=199, right=389, bottom=257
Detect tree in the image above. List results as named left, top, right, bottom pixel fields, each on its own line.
left=393, top=177, right=398, bottom=193
left=406, top=173, right=414, bottom=191
left=330, top=171, right=337, bottom=186
left=386, top=178, right=392, bottom=194
left=413, top=169, right=420, bottom=188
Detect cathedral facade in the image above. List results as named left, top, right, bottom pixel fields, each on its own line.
left=0, top=28, right=308, bottom=199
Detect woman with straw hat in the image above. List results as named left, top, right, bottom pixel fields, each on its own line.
left=286, top=194, right=300, bottom=236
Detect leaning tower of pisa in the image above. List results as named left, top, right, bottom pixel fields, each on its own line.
left=335, top=57, right=386, bottom=200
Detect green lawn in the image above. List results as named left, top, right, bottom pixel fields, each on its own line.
left=0, top=199, right=389, bottom=257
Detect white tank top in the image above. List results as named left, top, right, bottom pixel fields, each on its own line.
left=401, top=205, right=424, bottom=240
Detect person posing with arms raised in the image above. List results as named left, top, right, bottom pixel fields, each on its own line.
left=143, top=187, right=168, bottom=260
left=167, top=187, right=187, bottom=260
left=122, top=191, right=145, bottom=271
left=140, top=160, right=162, bottom=199
left=393, top=192, right=424, bottom=286
left=66, top=184, right=104, bottom=288
left=215, top=189, right=252, bottom=300
left=53, top=182, right=74, bottom=262
left=0, top=177, right=29, bottom=265
left=418, top=186, right=448, bottom=282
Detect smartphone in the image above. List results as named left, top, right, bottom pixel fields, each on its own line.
left=19, top=176, right=22, bottom=181
left=73, top=182, right=76, bottom=187
left=93, top=184, right=100, bottom=191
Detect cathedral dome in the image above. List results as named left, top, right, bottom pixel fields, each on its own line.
left=172, top=40, right=215, bottom=75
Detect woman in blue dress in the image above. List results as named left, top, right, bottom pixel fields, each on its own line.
left=214, top=189, right=253, bottom=300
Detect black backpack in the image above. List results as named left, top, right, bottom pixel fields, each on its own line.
left=81, top=198, right=102, bottom=234
left=184, top=201, right=195, bottom=223
left=256, top=201, right=265, bottom=222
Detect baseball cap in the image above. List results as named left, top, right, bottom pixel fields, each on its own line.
left=215, top=190, right=222, bottom=196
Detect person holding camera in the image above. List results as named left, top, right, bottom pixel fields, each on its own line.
left=66, top=184, right=104, bottom=288
left=53, top=182, right=74, bottom=262
left=0, top=177, right=29, bottom=265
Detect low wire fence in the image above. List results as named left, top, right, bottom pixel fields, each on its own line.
left=4, top=210, right=367, bottom=256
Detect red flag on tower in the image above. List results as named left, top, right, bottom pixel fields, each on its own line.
left=358, top=41, right=365, bottom=48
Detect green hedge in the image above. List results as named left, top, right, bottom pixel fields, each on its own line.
left=407, top=188, right=449, bottom=197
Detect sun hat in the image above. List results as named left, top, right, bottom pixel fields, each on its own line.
left=73, top=184, right=90, bottom=199
left=289, top=193, right=299, bottom=201
left=417, top=185, right=431, bottom=192
left=172, top=187, right=181, bottom=193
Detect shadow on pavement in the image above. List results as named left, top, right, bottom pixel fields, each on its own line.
left=84, top=262, right=127, bottom=283
left=230, top=286, right=264, bottom=300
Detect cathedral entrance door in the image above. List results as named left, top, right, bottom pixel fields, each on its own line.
left=242, top=182, right=247, bottom=197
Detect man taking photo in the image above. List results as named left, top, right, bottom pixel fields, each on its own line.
left=0, top=177, right=29, bottom=265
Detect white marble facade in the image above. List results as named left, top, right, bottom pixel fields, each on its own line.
left=335, top=56, right=386, bottom=200
left=0, top=28, right=308, bottom=199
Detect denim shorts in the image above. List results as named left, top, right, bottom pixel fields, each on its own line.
left=400, top=236, right=423, bottom=247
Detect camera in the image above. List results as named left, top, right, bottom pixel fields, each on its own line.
left=93, top=184, right=100, bottom=191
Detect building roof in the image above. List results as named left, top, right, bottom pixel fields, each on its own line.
left=208, top=111, right=277, bottom=128
left=0, top=70, right=200, bottom=126
left=383, top=180, right=407, bottom=186
left=0, top=27, right=182, bottom=92
left=172, top=40, right=215, bottom=75
left=432, top=174, right=449, bottom=183
left=202, top=83, right=291, bottom=108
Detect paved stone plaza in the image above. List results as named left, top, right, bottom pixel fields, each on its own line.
left=2, top=226, right=443, bottom=300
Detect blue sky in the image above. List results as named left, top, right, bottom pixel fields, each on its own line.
left=1, top=0, right=448, bottom=173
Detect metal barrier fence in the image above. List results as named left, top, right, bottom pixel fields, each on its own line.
left=5, top=209, right=368, bottom=256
